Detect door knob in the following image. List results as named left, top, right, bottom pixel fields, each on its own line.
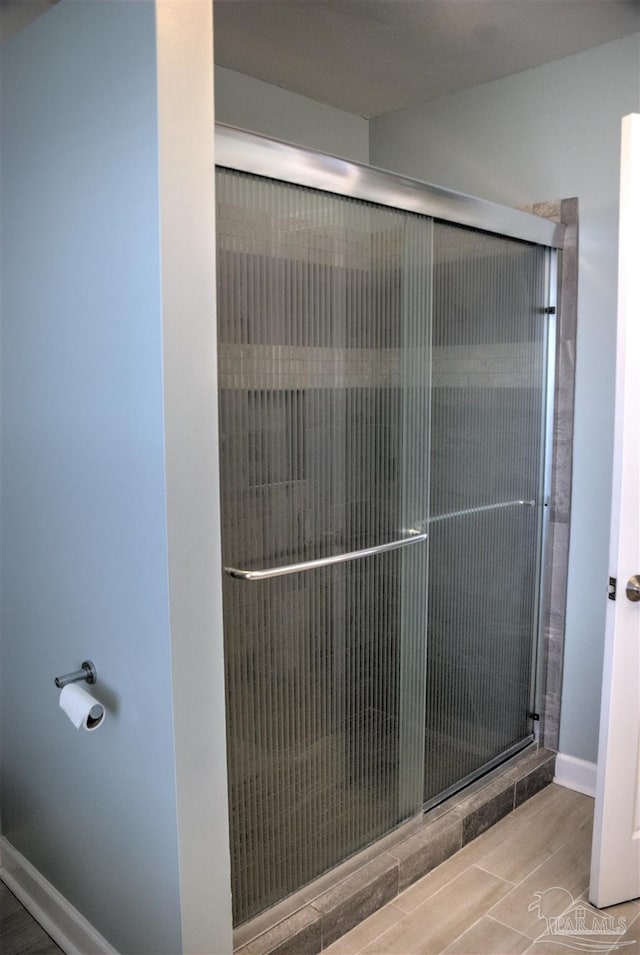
left=625, top=575, right=640, bottom=602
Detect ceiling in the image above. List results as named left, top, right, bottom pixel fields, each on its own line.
left=0, top=0, right=55, bottom=43
left=214, top=0, right=640, bottom=118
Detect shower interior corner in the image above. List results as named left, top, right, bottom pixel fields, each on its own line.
left=214, top=150, right=559, bottom=927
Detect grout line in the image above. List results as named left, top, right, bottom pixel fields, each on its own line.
left=486, top=910, right=530, bottom=937
left=436, top=910, right=487, bottom=955
left=345, top=902, right=410, bottom=955
left=485, top=913, right=515, bottom=928
left=485, top=873, right=555, bottom=943
left=393, top=858, right=479, bottom=916
left=491, top=863, right=594, bottom=944
left=426, top=863, right=515, bottom=904
left=508, top=819, right=594, bottom=890
left=472, top=861, right=518, bottom=886
left=477, top=844, right=560, bottom=890
left=394, top=872, right=458, bottom=915
left=448, top=909, right=515, bottom=955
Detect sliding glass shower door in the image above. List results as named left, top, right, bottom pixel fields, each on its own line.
left=216, top=169, right=432, bottom=925
left=215, top=145, right=554, bottom=927
left=424, top=224, right=549, bottom=804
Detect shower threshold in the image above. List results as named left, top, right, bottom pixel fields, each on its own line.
left=422, top=735, right=535, bottom=813
left=233, top=744, right=555, bottom=955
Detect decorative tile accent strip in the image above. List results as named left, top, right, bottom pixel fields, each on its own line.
left=218, top=204, right=377, bottom=269
left=218, top=344, right=404, bottom=390
left=432, top=341, right=542, bottom=390
left=218, top=342, right=541, bottom=391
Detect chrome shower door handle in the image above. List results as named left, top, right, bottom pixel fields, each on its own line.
left=225, top=530, right=428, bottom=581
left=625, top=575, right=640, bottom=602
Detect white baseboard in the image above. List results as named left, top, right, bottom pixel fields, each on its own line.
left=0, top=837, right=118, bottom=955
left=554, top=752, right=598, bottom=798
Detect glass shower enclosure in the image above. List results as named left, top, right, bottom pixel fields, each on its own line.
left=215, top=127, right=560, bottom=926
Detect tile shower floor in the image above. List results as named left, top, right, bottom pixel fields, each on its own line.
left=323, top=784, right=640, bottom=955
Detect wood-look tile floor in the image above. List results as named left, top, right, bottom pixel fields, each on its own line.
left=1, top=785, right=638, bottom=955
left=0, top=881, right=63, bottom=955
left=325, top=784, right=640, bottom=955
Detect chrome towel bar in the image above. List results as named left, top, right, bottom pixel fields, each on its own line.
left=428, top=499, right=536, bottom=523
left=225, top=499, right=537, bottom=582
left=225, top=531, right=428, bottom=581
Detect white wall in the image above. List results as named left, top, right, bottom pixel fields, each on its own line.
left=157, top=4, right=232, bottom=953
left=0, top=2, right=232, bottom=952
left=370, top=33, right=640, bottom=765
left=215, top=64, right=369, bottom=162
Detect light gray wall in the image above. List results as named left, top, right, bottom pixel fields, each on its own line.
left=370, top=33, right=640, bottom=764
left=0, top=2, right=183, bottom=952
left=215, top=64, right=370, bottom=162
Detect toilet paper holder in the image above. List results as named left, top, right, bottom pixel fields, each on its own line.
left=54, top=660, right=97, bottom=689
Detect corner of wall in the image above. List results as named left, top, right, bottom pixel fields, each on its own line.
left=214, top=64, right=370, bottom=164
left=156, top=3, right=233, bottom=953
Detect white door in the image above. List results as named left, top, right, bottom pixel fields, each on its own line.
left=590, top=113, right=640, bottom=909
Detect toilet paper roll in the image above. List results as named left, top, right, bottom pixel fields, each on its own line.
left=59, top=684, right=105, bottom=731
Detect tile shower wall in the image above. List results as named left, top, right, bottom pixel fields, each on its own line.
left=534, top=198, right=578, bottom=752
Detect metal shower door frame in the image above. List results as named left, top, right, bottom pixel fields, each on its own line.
left=215, top=125, right=565, bottom=250
left=215, top=120, right=564, bottom=810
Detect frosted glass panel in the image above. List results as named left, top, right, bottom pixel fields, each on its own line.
left=424, top=223, right=548, bottom=804
left=216, top=170, right=431, bottom=925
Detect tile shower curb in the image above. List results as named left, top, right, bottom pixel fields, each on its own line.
left=234, top=746, right=556, bottom=955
